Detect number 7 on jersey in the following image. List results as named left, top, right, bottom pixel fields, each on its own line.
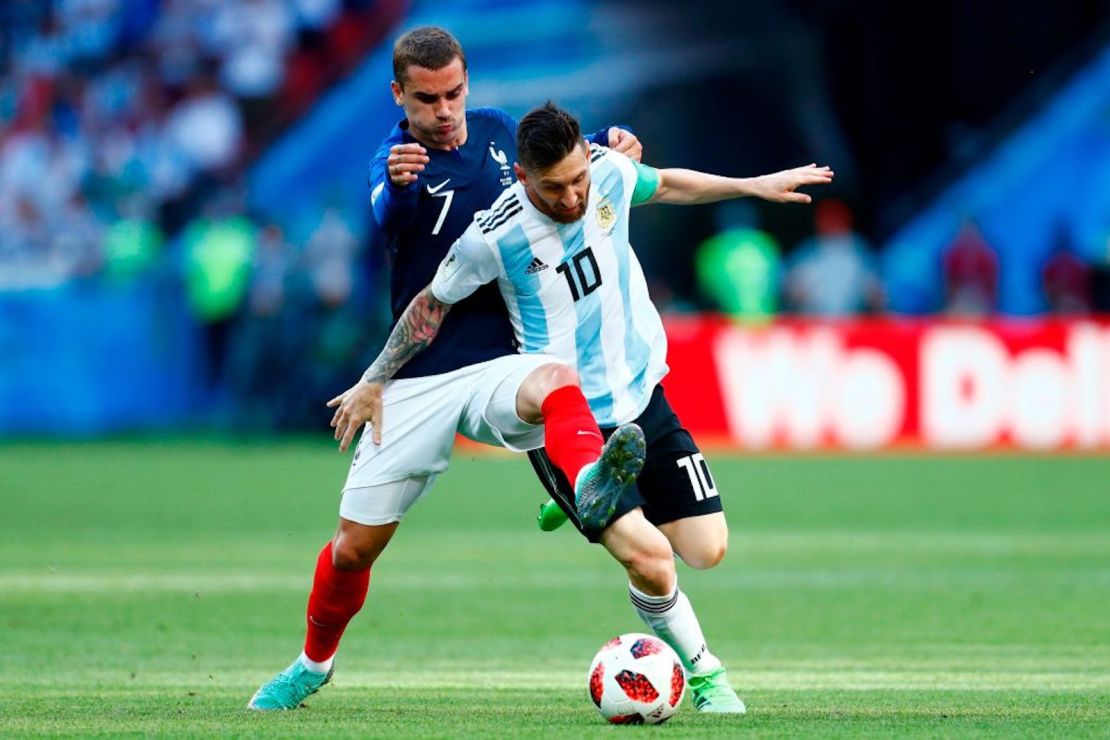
left=430, top=189, right=454, bottom=236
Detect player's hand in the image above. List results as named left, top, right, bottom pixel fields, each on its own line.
left=751, top=164, right=834, bottom=204
left=387, top=143, right=429, bottom=186
left=327, top=380, right=385, bottom=452
left=607, top=127, right=643, bottom=162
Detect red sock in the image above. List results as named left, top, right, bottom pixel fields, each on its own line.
left=541, top=385, right=603, bottom=487
left=304, top=542, right=370, bottom=663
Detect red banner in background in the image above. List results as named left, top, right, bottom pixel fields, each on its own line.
left=662, top=317, right=1110, bottom=451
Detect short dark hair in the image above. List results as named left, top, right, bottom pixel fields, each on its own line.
left=392, top=26, right=466, bottom=87
left=517, top=101, right=584, bottom=173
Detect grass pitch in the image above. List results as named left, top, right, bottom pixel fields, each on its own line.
left=1, top=440, right=1108, bottom=737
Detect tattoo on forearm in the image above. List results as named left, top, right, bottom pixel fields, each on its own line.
left=363, top=288, right=451, bottom=384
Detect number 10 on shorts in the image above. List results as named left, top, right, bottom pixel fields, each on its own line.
left=676, top=453, right=718, bottom=501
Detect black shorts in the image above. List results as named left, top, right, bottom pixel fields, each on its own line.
left=528, top=384, right=724, bottom=543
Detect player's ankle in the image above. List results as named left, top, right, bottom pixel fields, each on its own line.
left=299, top=651, right=334, bottom=674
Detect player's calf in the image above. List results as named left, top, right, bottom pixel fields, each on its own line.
left=600, top=509, right=677, bottom=596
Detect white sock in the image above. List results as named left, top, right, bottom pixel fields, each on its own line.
left=628, top=581, right=722, bottom=676
left=298, top=650, right=333, bottom=675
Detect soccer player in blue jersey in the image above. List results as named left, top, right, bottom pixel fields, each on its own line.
left=249, top=28, right=646, bottom=711
left=339, top=102, right=833, bottom=714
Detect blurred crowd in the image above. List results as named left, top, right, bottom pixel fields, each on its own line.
left=0, top=0, right=399, bottom=426
left=695, top=199, right=1110, bottom=323
left=178, top=195, right=386, bottom=428
left=0, top=0, right=395, bottom=288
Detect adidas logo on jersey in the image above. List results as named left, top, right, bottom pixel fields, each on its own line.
left=524, top=257, right=548, bottom=274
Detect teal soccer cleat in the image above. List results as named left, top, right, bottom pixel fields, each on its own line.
left=248, top=658, right=333, bottom=710
left=688, top=667, right=747, bottom=713
left=537, top=498, right=569, bottom=531
left=574, top=423, right=646, bottom=531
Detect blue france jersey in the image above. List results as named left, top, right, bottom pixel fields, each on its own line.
left=368, top=108, right=520, bottom=379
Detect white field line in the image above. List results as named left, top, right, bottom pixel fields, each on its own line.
left=1, top=566, right=1108, bottom=593
left=5, top=532, right=1109, bottom=554
left=4, top=669, right=1109, bottom=693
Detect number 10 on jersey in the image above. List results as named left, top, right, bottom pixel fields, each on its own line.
left=677, top=454, right=718, bottom=501
left=557, top=247, right=603, bottom=301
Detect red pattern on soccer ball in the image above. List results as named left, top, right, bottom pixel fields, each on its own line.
left=615, top=670, right=660, bottom=703
left=670, top=662, right=684, bottom=706
left=602, top=636, right=622, bottom=650
left=589, top=662, right=605, bottom=707
left=609, top=713, right=645, bottom=725
left=630, top=637, right=664, bottom=659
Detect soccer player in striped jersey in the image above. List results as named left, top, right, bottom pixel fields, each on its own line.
left=248, top=29, right=646, bottom=711
left=347, top=102, right=833, bottom=713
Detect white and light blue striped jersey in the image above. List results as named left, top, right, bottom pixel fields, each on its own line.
left=432, top=145, right=667, bottom=427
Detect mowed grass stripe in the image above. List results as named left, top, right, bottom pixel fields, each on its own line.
left=3, top=669, right=1109, bottom=692
left=1, top=444, right=1107, bottom=735
left=2, top=564, right=1108, bottom=592
left=2, top=690, right=1104, bottom=740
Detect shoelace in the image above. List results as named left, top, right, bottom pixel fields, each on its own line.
left=269, top=669, right=313, bottom=699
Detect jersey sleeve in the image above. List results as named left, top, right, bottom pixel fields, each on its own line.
left=430, top=222, right=501, bottom=305
left=368, top=140, right=419, bottom=234
left=630, top=161, right=661, bottom=205
left=599, top=147, right=659, bottom=207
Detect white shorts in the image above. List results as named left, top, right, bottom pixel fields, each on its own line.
left=339, top=354, right=554, bottom=526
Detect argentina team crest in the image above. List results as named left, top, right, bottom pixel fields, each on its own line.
left=596, top=199, right=616, bottom=230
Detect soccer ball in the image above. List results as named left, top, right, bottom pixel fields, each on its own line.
left=587, top=633, right=685, bottom=724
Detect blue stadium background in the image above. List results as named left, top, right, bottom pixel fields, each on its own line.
left=2, top=0, right=1109, bottom=435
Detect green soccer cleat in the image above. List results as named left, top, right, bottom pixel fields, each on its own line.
left=537, top=498, right=569, bottom=531
left=574, top=423, right=646, bottom=531
left=247, top=658, right=333, bottom=710
left=688, top=667, right=748, bottom=714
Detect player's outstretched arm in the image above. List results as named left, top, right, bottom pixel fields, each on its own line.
left=649, top=163, right=834, bottom=205
left=327, top=286, right=452, bottom=451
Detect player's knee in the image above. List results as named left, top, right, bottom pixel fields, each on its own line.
left=682, top=538, right=728, bottom=570
left=332, top=536, right=378, bottom=571
left=539, top=363, right=580, bottom=394
left=664, top=514, right=729, bottom=570
left=518, top=363, right=581, bottom=422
